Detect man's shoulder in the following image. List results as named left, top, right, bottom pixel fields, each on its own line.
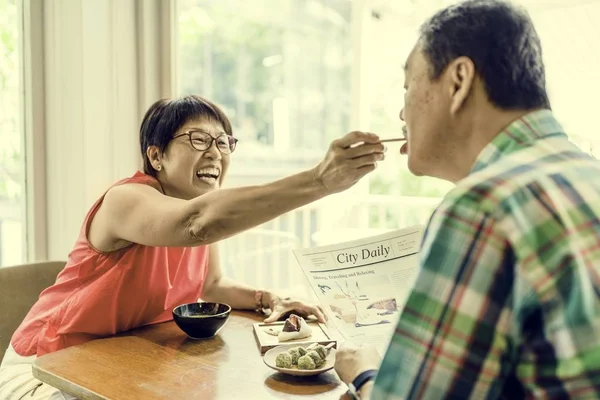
left=448, top=139, right=597, bottom=213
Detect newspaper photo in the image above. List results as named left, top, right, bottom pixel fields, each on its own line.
left=293, top=226, right=424, bottom=355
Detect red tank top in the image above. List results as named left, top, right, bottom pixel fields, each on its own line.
left=11, top=171, right=210, bottom=356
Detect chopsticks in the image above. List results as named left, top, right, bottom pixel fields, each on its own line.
left=306, top=343, right=319, bottom=350
left=349, top=138, right=406, bottom=148
left=305, top=342, right=337, bottom=352
left=379, top=138, right=406, bottom=143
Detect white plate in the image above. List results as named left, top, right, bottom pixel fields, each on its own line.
left=263, top=343, right=336, bottom=376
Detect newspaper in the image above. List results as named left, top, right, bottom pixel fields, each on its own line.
left=293, top=226, right=424, bottom=355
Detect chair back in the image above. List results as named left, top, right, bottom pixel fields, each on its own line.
left=0, top=261, right=66, bottom=360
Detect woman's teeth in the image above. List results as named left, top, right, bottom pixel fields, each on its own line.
left=196, top=168, right=220, bottom=184
left=195, top=168, right=219, bottom=178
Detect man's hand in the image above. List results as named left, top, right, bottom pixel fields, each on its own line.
left=313, top=131, right=385, bottom=194
left=262, top=292, right=327, bottom=323
left=334, top=342, right=382, bottom=384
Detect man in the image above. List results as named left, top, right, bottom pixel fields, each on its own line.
left=334, top=0, right=600, bottom=399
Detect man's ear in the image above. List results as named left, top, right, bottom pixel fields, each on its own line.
left=146, top=146, right=162, bottom=171
left=447, top=56, right=475, bottom=115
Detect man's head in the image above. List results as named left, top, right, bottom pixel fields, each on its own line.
left=400, top=0, right=550, bottom=181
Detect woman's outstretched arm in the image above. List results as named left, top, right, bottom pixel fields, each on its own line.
left=90, top=131, right=383, bottom=249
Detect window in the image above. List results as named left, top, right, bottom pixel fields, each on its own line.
left=363, top=2, right=453, bottom=230
left=0, top=0, right=25, bottom=267
left=177, top=0, right=352, bottom=181
left=177, top=0, right=353, bottom=288
left=176, top=0, right=600, bottom=286
left=362, top=0, right=600, bottom=229
left=525, top=0, right=600, bottom=157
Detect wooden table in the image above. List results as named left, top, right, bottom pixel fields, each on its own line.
left=33, top=311, right=348, bottom=399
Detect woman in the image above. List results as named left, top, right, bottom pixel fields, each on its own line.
left=0, top=95, right=385, bottom=399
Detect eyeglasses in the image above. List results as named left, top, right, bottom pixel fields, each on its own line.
left=172, top=130, right=238, bottom=154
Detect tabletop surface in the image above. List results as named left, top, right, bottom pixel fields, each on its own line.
left=32, top=311, right=347, bottom=400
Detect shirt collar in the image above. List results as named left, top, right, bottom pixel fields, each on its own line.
left=470, top=109, right=566, bottom=174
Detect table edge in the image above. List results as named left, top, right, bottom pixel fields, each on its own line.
left=33, top=361, right=108, bottom=400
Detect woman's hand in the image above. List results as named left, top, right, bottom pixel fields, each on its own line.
left=262, top=292, right=327, bottom=323
left=312, top=131, right=384, bottom=194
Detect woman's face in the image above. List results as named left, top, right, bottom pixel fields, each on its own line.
left=154, top=118, right=231, bottom=200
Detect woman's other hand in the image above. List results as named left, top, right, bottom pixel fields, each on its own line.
left=262, top=292, right=327, bottom=323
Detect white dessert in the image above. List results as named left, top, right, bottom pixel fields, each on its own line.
left=278, top=314, right=312, bottom=342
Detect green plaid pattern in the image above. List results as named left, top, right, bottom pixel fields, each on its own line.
left=373, top=110, right=600, bottom=399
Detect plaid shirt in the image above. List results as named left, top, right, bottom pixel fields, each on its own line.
left=373, top=110, right=600, bottom=399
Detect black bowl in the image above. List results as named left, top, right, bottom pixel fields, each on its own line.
left=172, top=302, right=231, bottom=339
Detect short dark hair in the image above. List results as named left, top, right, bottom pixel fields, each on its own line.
left=139, top=95, right=233, bottom=176
left=419, top=0, right=550, bottom=110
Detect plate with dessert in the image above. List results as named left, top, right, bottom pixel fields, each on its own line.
left=252, top=313, right=336, bottom=354
left=263, top=342, right=337, bottom=376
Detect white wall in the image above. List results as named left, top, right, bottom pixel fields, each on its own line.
left=39, top=0, right=173, bottom=260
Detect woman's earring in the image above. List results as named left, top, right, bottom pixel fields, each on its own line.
left=156, top=165, right=162, bottom=171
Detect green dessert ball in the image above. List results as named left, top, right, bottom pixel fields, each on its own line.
left=314, top=345, right=327, bottom=360
left=306, top=350, right=323, bottom=366
left=298, top=347, right=307, bottom=356
left=288, top=348, right=301, bottom=364
left=297, top=355, right=316, bottom=370
left=275, top=351, right=293, bottom=368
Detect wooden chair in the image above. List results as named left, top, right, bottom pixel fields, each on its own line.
left=0, top=261, right=66, bottom=360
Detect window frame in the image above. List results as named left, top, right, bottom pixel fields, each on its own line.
left=21, top=0, right=48, bottom=262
